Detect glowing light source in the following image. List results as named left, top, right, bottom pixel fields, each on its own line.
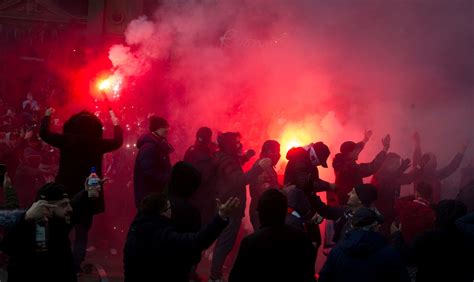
left=96, top=73, right=123, bottom=100
left=279, top=123, right=315, bottom=158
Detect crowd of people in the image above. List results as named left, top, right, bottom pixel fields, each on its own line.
left=0, top=92, right=473, bottom=282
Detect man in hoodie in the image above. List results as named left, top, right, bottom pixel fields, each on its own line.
left=412, top=132, right=467, bottom=203
left=249, top=140, right=281, bottom=231
left=133, top=116, right=174, bottom=208
left=229, top=189, right=317, bottom=282
left=319, top=208, right=409, bottom=282
left=333, top=132, right=390, bottom=205
left=209, top=132, right=272, bottom=281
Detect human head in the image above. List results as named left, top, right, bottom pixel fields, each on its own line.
left=340, top=141, right=363, bottom=161
left=257, top=189, right=287, bottom=228
left=141, top=193, right=171, bottom=218
left=169, top=161, right=202, bottom=199
left=347, top=184, right=378, bottom=209
left=63, top=111, right=103, bottom=138
left=415, top=182, right=433, bottom=201
left=149, top=116, right=169, bottom=138
left=196, top=127, right=212, bottom=146
left=261, top=140, right=281, bottom=166
left=312, top=142, right=330, bottom=168
left=351, top=208, right=383, bottom=231
left=36, top=183, right=73, bottom=224
left=434, top=200, right=466, bottom=230
left=217, top=132, right=242, bottom=157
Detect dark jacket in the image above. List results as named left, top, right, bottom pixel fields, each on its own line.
left=249, top=159, right=279, bottom=230
left=40, top=116, right=123, bottom=213
left=0, top=210, right=24, bottom=229
left=229, top=224, right=317, bottom=282
left=333, top=147, right=387, bottom=204
left=3, top=191, right=89, bottom=282
left=184, top=144, right=217, bottom=222
left=133, top=132, right=173, bottom=208
left=319, top=230, right=410, bottom=282
left=123, top=213, right=228, bottom=282
left=284, top=147, right=331, bottom=192
left=213, top=151, right=263, bottom=218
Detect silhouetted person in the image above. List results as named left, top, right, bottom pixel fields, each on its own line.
left=123, top=193, right=240, bottom=282
left=229, top=189, right=316, bottom=282
left=412, top=132, right=467, bottom=203
left=209, top=132, right=272, bottom=281
left=319, top=208, right=409, bottom=282
left=39, top=108, right=123, bottom=272
left=249, top=140, right=281, bottom=230
left=133, top=116, right=173, bottom=207
left=333, top=131, right=390, bottom=205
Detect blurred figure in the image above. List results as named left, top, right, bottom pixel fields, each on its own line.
left=393, top=182, right=435, bottom=245
left=209, top=132, right=272, bottom=281
left=412, top=132, right=467, bottom=203
left=249, top=140, right=281, bottom=231
left=457, top=181, right=474, bottom=212
left=371, top=152, right=422, bottom=236
left=319, top=208, right=409, bottom=282
left=333, top=131, right=390, bottom=205
left=40, top=108, right=123, bottom=273
left=229, top=189, right=316, bottom=282
left=184, top=127, right=218, bottom=223
left=133, top=116, right=173, bottom=208
left=459, top=156, right=474, bottom=188
left=123, top=193, right=239, bottom=282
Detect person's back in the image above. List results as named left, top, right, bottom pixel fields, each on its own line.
left=230, top=189, right=316, bottom=282
left=319, top=208, right=409, bottom=282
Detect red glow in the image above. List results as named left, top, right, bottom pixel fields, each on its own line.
left=279, top=123, right=315, bottom=157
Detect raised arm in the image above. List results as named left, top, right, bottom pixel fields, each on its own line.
left=359, top=134, right=390, bottom=177
left=437, top=143, right=467, bottom=180
left=412, top=132, right=422, bottom=167
left=100, top=109, right=124, bottom=153
left=39, top=108, right=65, bottom=149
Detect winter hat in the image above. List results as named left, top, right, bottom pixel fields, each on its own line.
left=169, top=161, right=202, bottom=199
left=149, top=116, right=169, bottom=132
left=258, top=189, right=287, bottom=227
left=36, top=182, right=69, bottom=202
left=352, top=208, right=384, bottom=228
left=196, top=127, right=212, bottom=144
left=354, top=184, right=378, bottom=207
left=312, top=142, right=330, bottom=168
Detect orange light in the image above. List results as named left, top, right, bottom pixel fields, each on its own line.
left=279, top=124, right=315, bottom=157
left=98, top=79, right=111, bottom=90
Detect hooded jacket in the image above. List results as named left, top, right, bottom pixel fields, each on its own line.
left=133, top=132, right=173, bottom=208
left=319, top=230, right=409, bottom=282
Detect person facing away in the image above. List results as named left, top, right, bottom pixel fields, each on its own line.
left=371, top=152, right=422, bottom=237
left=229, top=189, right=317, bottom=282
left=133, top=115, right=174, bottom=208
left=123, top=193, right=240, bottom=282
left=249, top=140, right=281, bottom=231
left=412, top=132, right=467, bottom=203
left=3, top=182, right=93, bottom=282
left=319, top=208, right=410, bottom=282
left=209, top=132, right=272, bottom=281
left=184, top=127, right=218, bottom=223
left=333, top=131, right=390, bottom=205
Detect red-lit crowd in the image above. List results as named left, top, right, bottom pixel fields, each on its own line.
left=0, top=93, right=473, bottom=282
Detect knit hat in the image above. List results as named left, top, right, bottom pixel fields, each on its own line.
left=149, top=116, right=169, bottom=132
left=354, top=184, right=378, bottom=207
left=352, top=208, right=384, bottom=228
left=36, top=182, right=69, bottom=202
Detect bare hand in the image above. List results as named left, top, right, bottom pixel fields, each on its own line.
left=413, top=132, right=420, bottom=145
left=258, top=158, right=272, bottom=169
left=390, top=222, right=401, bottom=235
left=363, top=130, right=373, bottom=143
left=25, top=200, right=57, bottom=221
left=45, top=108, right=55, bottom=117
left=3, top=172, right=12, bottom=189
left=216, top=197, right=240, bottom=219
left=382, top=134, right=391, bottom=151
left=400, top=159, right=411, bottom=171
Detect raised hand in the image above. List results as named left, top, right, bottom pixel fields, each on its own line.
left=109, top=110, right=120, bottom=126
left=382, top=134, right=391, bottom=151
left=400, top=158, right=411, bottom=171
left=363, top=130, right=373, bottom=143
left=25, top=200, right=57, bottom=222
left=216, top=197, right=240, bottom=219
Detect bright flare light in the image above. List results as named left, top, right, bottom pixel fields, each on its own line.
left=279, top=124, right=315, bottom=158
left=96, top=74, right=123, bottom=99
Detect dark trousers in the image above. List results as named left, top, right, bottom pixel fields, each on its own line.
left=73, top=211, right=94, bottom=272
left=210, top=215, right=242, bottom=279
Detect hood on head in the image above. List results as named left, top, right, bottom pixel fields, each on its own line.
left=286, top=147, right=309, bottom=162
left=340, top=229, right=387, bottom=258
